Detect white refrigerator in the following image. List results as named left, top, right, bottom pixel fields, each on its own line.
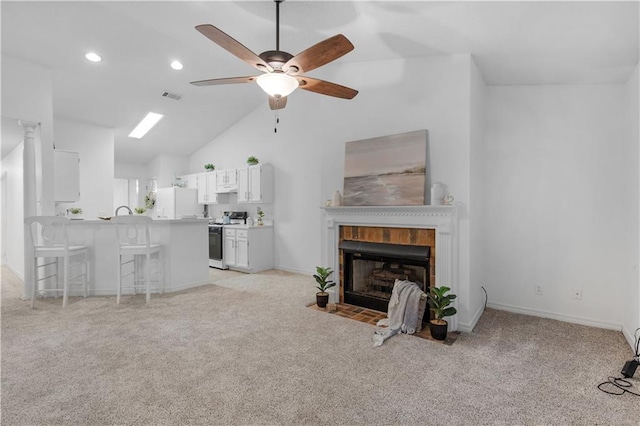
left=154, top=187, right=200, bottom=219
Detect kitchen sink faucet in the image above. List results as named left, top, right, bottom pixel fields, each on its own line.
left=115, top=205, right=133, bottom=216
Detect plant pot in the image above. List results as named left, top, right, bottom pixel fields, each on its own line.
left=316, top=292, right=329, bottom=308
left=429, top=319, right=448, bottom=341
left=247, top=161, right=258, bottom=166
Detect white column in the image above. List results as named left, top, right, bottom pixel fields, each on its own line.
left=20, top=120, right=38, bottom=300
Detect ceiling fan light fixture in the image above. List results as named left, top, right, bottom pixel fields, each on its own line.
left=256, top=72, right=298, bottom=97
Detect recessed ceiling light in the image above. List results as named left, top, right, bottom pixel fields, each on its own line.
left=170, top=60, right=183, bottom=70
left=85, top=52, right=102, bottom=63
left=128, top=112, right=163, bottom=139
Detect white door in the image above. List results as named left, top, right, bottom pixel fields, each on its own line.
left=248, top=166, right=262, bottom=202
left=206, top=173, right=218, bottom=203
left=224, top=235, right=236, bottom=266
left=237, top=167, right=249, bottom=203
left=226, top=169, right=238, bottom=186
left=196, top=173, right=208, bottom=204
left=236, top=237, right=249, bottom=269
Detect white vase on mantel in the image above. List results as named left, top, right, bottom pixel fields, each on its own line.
left=332, top=190, right=342, bottom=207
left=431, top=182, right=444, bottom=206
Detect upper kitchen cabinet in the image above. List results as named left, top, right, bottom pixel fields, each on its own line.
left=237, top=164, right=273, bottom=204
left=54, top=150, right=80, bottom=202
left=215, top=168, right=237, bottom=193
left=196, top=172, right=229, bottom=205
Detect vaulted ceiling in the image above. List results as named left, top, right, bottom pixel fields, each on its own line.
left=2, top=1, right=638, bottom=164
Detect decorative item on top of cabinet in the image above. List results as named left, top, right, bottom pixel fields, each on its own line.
left=247, top=156, right=259, bottom=166
left=237, top=163, right=274, bottom=204
left=204, top=163, right=215, bottom=171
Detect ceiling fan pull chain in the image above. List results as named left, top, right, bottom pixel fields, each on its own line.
left=274, top=110, right=279, bottom=133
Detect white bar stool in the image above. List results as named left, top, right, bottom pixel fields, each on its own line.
left=24, top=216, right=89, bottom=308
left=112, top=215, right=163, bottom=304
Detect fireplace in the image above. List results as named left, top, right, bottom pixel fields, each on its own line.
left=340, top=240, right=430, bottom=312
left=321, top=205, right=458, bottom=330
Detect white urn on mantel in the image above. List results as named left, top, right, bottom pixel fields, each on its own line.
left=332, top=190, right=342, bottom=207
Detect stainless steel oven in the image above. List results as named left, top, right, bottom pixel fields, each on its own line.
left=208, top=225, right=227, bottom=269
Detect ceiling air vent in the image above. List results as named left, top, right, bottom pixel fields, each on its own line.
left=161, top=91, right=182, bottom=101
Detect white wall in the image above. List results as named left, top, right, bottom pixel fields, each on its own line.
left=1, top=143, right=25, bottom=279
left=147, top=154, right=189, bottom=189
left=482, top=84, right=631, bottom=330
left=53, top=117, right=115, bottom=219
left=189, top=55, right=476, bottom=328
left=625, top=63, right=640, bottom=345
left=469, top=57, right=487, bottom=329
left=1, top=55, right=55, bottom=216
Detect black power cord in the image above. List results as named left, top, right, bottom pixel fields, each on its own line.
left=481, top=286, right=487, bottom=311
left=597, top=327, right=640, bottom=397
left=597, top=376, right=640, bottom=397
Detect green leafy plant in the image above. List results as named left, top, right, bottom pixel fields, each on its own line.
left=69, top=207, right=83, bottom=214
left=247, top=156, right=259, bottom=165
left=427, top=286, right=457, bottom=322
left=313, top=266, right=336, bottom=294
left=256, top=207, right=265, bottom=219
left=204, top=163, right=215, bottom=171
left=134, top=207, right=146, bottom=214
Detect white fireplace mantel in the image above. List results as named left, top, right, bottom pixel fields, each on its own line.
left=320, top=205, right=459, bottom=330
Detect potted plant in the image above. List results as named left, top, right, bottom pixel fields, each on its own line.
left=247, top=156, right=259, bottom=166
left=69, top=207, right=83, bottom=216
left=204, top=163, right=215, bottom=171
left=134, top=207, right=146, bottom=215
left=426, top=286, right=457, bottom=340
left=256, top=207, right=265, bottom=226
left=313, top=266, right=335, bottom=308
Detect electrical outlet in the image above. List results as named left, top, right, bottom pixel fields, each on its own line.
left=572, top=288, right=582, bottom=300
left=534, top=284, right=544, bottom=296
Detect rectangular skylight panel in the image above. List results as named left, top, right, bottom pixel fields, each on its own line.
left=128, top=112, right=163, bottom=139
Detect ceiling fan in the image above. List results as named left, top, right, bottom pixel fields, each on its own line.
left=190, top=0, right=358, bottom=111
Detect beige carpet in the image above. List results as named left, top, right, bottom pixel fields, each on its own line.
left=2, top=266, right=639, bottom=425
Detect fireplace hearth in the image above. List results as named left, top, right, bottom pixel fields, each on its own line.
left=340, top=240, right=430, bottom=312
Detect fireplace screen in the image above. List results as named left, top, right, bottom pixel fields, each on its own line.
left=341, top=241, right=430, bottom=312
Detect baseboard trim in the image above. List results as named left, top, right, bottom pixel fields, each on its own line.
left=74, top=279, right=211, bottom=297
left=487, top=301, right=622, bottom=331
left=458, top=304, right=485, bottom=333
left=274, top=265, right=313, bottom=276
left=621, top=323, right=639, bottom=353
left=5, top=263, right=24, bottom=282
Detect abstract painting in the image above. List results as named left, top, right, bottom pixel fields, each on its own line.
left=343, top=130, right=427, bottom=206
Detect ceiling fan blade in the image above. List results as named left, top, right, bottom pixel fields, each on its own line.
left=296, top=76, right=358, bottom=99
left=269, top=96, right=288, bottom=110
left=190, top=76, right=258, bottom=86
left=196, top=24, right=273, bottom=72
left=284, top=34, right=354, bottom=74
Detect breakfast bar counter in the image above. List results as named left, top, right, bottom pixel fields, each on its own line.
left=62, top=218, right=209, bottom=297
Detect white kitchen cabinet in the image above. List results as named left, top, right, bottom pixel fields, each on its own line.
left=54, top=150, right=80, bottom=202
left=237, top=164, right=273, bottom=203
left=196, top=172, right=218, bottom=204
left=215, top=168, right=237, bottom=193
left=223, top=226, right=273, bottom=273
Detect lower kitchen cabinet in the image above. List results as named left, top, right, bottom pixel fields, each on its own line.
left=223, top=226, right=273, bottom=273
